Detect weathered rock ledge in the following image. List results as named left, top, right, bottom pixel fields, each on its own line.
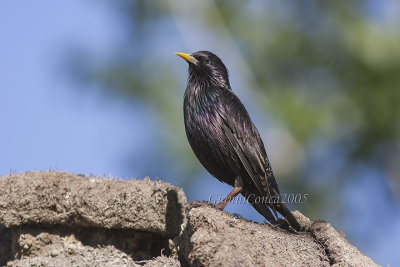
left=0, top=171, right=379, bottom=266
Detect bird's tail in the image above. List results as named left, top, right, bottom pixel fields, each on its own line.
left=274, top=202, right=301, bottom=231
left=251, top=201, right=277, bottom=224
left=242, top=191, right=277, bottom=224
left=243, top=190, right=301, bottom=231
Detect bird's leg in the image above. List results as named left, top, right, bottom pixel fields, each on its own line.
left=216, top=177, right=243, bottom=210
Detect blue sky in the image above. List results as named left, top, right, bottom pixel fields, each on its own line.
left=0, top=1, right=140, bottom=177
left=1, top=1, right=399, bottom=265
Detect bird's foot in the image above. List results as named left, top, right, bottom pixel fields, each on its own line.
left=215, top=202, right=229, bottom=211
left=274, top=218, right=299, bottom=233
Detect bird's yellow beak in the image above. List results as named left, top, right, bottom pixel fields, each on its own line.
left=175, top=52, right=198, bottom=65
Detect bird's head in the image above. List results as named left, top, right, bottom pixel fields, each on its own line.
left=175, top=51, right=230, bottom=89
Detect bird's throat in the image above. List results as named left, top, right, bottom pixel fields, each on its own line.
left=184, top=84, right=221, bottom=115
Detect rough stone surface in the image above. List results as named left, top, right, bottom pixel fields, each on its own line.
left=0, top=171, right=379, bottom=266
left=3, top=228, right=181, bottom=267
left=0, top=171, right=186, bottom=236
left=176, top=203, right=330, bottom=267
left=6, top=242, right=181, bottom=267
left=310, top=220, right=379, bottom=267
left=0, top=171, right=186, bottom=266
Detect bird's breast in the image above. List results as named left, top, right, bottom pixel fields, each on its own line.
left=183, top=88, right=222, bottom=142
left=183, top=87, right=239, bottom=183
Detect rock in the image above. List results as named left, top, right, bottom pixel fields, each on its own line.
left=143, top=256, right=181, bottom=267
left=0, top=171, right=380, bottom=266
left=0, top=171, right=186, bottom=266
left=310, top=220, right=379, bottom=267
left=175, top=204, right=330, bottom=266
left=0, top=171, right=186, bottom=236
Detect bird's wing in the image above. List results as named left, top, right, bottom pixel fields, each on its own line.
left=219, top=88, right=280, bottom=198
left=221, top=122, right=267, bottom=195
left=218, top=88, right=301, bottom=231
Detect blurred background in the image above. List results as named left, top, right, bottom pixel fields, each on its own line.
left=1, top=0, right=399, bottom=265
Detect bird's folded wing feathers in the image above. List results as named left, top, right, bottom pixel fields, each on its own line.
left=221, top=122, right=266, bottom=195
left=219, top=89, right=272, bottom=196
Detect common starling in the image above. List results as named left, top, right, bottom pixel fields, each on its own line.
left=176, top=51, right=301, bottom=231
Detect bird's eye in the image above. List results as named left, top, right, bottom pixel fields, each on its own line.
left=204, top=58, right=210, bottom=64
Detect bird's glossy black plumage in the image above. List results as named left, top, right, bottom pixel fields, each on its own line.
left=177, top=51, right=301, bottom=231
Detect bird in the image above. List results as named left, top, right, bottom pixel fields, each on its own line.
left=176, top=50, right=301, bottom=231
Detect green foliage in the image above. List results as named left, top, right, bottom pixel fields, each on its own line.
left=74, top=0, right=400, bottom=219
